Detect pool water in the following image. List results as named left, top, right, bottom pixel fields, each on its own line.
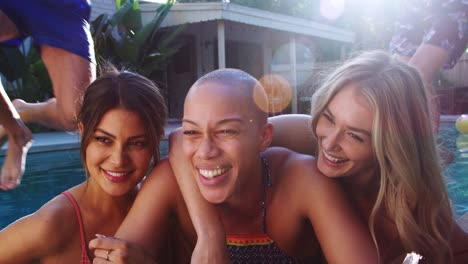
left=0, top=140, right=168, bottom=229
left=439, top=122, right=468, bottom=219
left=1, top=126, right=467, bottom=229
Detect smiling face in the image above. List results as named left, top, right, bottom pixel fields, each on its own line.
left=84, top=107, right=152, bottom=196
left=315, top=83, right=377, bottom=182
left=182, top=80, right=271, bottom=204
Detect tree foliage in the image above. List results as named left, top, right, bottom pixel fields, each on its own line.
left=92, top=0, right=183, bottom=76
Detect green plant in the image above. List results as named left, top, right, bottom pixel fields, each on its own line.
left=0, top=40, right=52, bottom=103
left=0, top=39, right=54, bottom=133
left=91, top=0, right=183, bottom=76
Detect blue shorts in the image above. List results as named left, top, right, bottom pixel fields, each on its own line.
left=0, top=0, right=95, bottom=63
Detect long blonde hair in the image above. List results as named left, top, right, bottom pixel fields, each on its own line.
left=310, top=50, right=453, bottom=263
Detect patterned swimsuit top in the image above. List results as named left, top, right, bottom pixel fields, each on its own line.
left=226, top=154, right=317, bottom=264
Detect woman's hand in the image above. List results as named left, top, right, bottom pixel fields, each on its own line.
left=89, top=235, right=157, bottom=264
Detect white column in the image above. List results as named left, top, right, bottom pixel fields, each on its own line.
left=195, top=24, right=203, bottom=78
left=289, top=35, right=298, bottom=113
left=263, top=43, right=271, bottom=76
left=217, top=20, right=226, bottom=69
left=340, top=45, right=346, bottom=60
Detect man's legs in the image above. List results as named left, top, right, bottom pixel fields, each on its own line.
left=0, top=9, right=95, bottom=190
left=0, top=82, right=32, bottom=190
left=0, top=10, right=33, bottom=190
left=0, top=47, right=95, bottom=190
left=13, top=45, right=96, bottom=131
left=0, top=10, right=18, bottom=42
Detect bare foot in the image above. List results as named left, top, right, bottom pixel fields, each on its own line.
left=11, top=98, right=28, bottom=118
left=0, top=99, right=29, bottom=148
left=0, top=120, right=33, bottom=191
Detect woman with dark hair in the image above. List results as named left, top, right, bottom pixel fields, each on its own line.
left=0, top=70, right=167, bottom=263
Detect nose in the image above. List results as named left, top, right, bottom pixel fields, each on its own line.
left=196, top=135, right=220, bottom=160
left=321, top=130, right=341, bottom=152
left=109, top=144, right=128, bottom=166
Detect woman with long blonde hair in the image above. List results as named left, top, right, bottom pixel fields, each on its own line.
left=270, top=50, right=468, bottom=263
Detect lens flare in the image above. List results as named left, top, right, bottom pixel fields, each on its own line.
left=254, top=74, right=292, bottom=114
left=320, top=0, right=345, bottom=20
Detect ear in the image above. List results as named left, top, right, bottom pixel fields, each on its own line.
left=258, top=122, right=273, bottom=152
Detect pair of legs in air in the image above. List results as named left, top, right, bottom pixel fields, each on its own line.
left=0, top=6, right=95, bottom=190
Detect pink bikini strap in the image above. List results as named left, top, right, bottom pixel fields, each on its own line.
left=62, top=192, right=88, bottom=258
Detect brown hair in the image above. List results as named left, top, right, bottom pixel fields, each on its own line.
left=77, top=69, right=167, bottom=176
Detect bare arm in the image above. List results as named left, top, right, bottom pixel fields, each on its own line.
left=90, top=160, right=180, bottom=263
left=169, top=129, right=229, bottom=263
left=404, top=43, right=449, bottom=131
left=269, top=114, right=316, bottom=155
left=0, top=197, right=73, bottom=263
left=285, top=151, right=378, bottom=263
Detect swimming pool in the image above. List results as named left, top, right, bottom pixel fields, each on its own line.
left=0, top=140, right=168, bottom=229
left=439, top=120, right=468, bottom=219
left=1, top=123, right=467, bottom=229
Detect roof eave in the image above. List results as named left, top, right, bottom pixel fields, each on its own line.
left=141, top=2, right=355, bottom=43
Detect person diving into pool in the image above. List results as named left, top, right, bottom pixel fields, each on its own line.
left=0, top=0, right=96, bottom=191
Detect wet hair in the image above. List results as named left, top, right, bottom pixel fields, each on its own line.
left=77, top=69, right=167, bottom=176
left=310, top=50, right=453, bottom=263
left=188, top=68, right=268, bottom=124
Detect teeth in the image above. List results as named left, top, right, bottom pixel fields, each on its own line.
left=106, top=170, right=129, bottom=177
left=323, top=151, right=348, bottom=163
left=199, top=167, right=228, bottom=179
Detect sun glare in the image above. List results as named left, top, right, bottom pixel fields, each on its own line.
left=320, top=0, right=346, bottom=20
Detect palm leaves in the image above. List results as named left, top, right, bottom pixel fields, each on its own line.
left=91, top=0, right=183, bottom=76
left=0, top=40, right=52, bottom=102
left=0, top=0, right=181, bottom=105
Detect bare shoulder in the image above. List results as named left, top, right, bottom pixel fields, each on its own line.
left=28, top=193, right=78, bottom=246
left=0, top=192, right=78, bottom=261
left=264, top=147, right=320, bottom=184
left=135, top=158, right=185, bottom=216
left=144, top=159, right=175, bottom=184
left=264, top=147, right=342, bottom=206
left=142, top=158, right=180, bottom=199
